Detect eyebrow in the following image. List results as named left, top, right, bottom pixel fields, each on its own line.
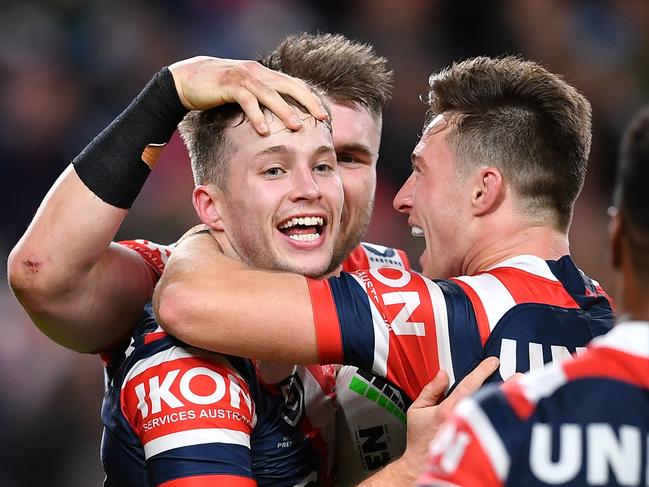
left=335, top=143, right=375, bottom=158
left=254, top=144, right=335, bottom=160
left=410, top=152, right=422, bottom=170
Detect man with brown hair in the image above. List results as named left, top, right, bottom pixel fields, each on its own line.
left=9, top=34, right=440, bottom=484
left=419, top=104, right=649, bottom=487
left=154, top=55, right=616, bottom=483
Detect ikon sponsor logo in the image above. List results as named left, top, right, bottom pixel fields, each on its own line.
left=131, top=366, right=253, bottom=419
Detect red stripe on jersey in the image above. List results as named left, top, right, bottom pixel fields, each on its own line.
left=500, top=379, right=535, bottom=421
left=397, top=249, right=411, bottom=270
left=121, top=356, right=254, bottom=448
left=143, top=331, right=168, bottom=345
left=160, top=474, right=256, bottom=486
left=364, top=268, right=443, bottom=400
left=307, top=279, right=343, bottom=364
left=450, top=278, right=490, bottom=345
left=562, top=346, right=649, bottom=389
left=342, top=245, right=370, bottom=273
left=485, top=267, right=580, bottom=309
left=118, top=239, right=172, bottom=281
left=420, top=416, right=502, bottom=487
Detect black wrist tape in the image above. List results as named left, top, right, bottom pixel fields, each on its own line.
left=73, top=67, right=188, bottom=209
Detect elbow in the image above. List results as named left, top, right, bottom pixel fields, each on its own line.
left=7, top=245, right=48, bottom=304
left=153, top=281, right=192, bottom=340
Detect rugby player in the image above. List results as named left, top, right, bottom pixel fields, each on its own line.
left=154, top=56, right=616, bottom=484
left=9, top=34, right=473, bottom=484
left=418, top=105, right=649, bottom=487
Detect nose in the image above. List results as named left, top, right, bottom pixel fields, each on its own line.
left=393, top=173, right=415, bottom=214
left=289, top=166, right=322, bottom=202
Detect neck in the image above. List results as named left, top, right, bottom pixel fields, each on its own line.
left=618, top=269, right=649, bottom=323
left=463, top=223, right=570, bottom=275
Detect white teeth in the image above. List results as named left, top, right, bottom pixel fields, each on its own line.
left=411, top=226, right=424, bottom=237
left=279, top=216, right=324, bottom=229
left=289, top=233, right=320, bottom=242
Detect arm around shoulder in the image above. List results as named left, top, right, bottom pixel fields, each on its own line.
left=154, top=231, right=320, bottom=363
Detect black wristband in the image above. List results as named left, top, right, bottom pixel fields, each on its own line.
left=73, top=67, right=188, bottom=209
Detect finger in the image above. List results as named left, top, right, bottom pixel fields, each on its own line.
left=448, top=356, right=499, bottom=402
left=410, top=370, right=449, bottom=410
left=240, top=77, right=305, bottom=132
left=229, top=86, right=270, bottom=135
left=504, top=372, right=525, bottom=384
left=263, top=73, right=329, bottom=121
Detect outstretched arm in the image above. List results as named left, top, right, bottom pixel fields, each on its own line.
left=8, top=56, right=327, bottom=353
left=154, top=231, right=320, bottom=363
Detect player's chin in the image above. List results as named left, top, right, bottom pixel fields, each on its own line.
left=281, top=250, right=333, bottom=278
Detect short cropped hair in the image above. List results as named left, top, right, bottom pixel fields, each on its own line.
left=427, top=56, right=592, bottom=231
left=259, top=33, right=393, bottom=118
left=179, top=91, right=330, bottom=189
left=615, top=105, right=649, bottom=276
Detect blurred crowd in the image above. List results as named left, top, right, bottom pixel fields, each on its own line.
left=1, top=0, right=648, bottom=484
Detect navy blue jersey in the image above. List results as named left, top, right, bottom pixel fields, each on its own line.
left=420, top=321, right=649, bottom=486
left=101, top=305, right=336, bottom=487
left=308, top=255, right=614, bottom=400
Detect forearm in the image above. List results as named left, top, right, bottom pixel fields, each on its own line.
left=8, top=68, right=186, bottom=351
left=154, top=233, right=320, bottom=363
left=357, top=456, right=418, bottom=487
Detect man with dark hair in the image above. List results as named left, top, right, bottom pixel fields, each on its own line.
left=418, top=105, right=649, bottom=487
left=154, top=55, right=615, bottom=483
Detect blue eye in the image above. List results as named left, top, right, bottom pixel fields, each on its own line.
left=264, top=167, right=284, bottom=177
left=314, top=163, right=333, bottom=173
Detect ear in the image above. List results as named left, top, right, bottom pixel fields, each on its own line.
left=608, top=208, right=623, bottom=270
left=192, top=184, right=226, bottom=231
left=471, top=167, right=503, bottom=216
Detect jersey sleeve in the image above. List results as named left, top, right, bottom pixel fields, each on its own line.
left=418, top=398, right=506, bottom=487
left=118, top=239, right=173, bottom=283
left=342, top=243, right=411, bottom=272
left=120, top=347, right=257, bottom=486
left=308, top=268, right=482, bottom=401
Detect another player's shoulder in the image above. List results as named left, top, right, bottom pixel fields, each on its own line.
left=343, top=242, right=411, bottom=272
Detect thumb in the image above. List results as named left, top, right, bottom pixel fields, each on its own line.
left=411, top=369, right=449, bottom=410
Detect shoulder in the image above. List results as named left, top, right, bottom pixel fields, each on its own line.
left=343, top=242, right=411, bottom=272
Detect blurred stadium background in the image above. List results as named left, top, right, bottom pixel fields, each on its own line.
left=1, top=0, right=648, bottom=484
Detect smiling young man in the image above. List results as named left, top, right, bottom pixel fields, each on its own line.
left=154, top=57, right=616, bottom=484
left=8, top=35, right=425, bottom=484
left=100, top=93, right=347, bottom=485
left=418, top=104, right=649, bottom=487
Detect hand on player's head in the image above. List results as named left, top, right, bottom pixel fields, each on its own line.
left=169, top=56, right=329, bottom=136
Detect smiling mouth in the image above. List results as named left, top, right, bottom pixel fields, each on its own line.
left=277, top=216, right=326, bottom=242
left=411, top=226, right=424, bottom=237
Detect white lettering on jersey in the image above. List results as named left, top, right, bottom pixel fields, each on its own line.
left=382, top=292, right=425, bottom=336
left=135, top=367, right=251, bottom=419
left=368, top=268, right=424, bottom=337
left=499, top=339, right=588, bottom=380
left=530, top=423, right=644, bottom=485
left=369, top=268, right=411, bottom=288
left=148, top=369, right=183, bottom=415
left=530, top=423, right=581, bottom=483
left=179, top=367, right=226, bottom=405
left=586, top=424, right=640, bottom=485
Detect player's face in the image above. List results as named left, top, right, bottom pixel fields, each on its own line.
left=328, top=101, right=381, bottom=270
left=393, top=115, right=471, bottom=278
left=218, top=112, right=343, bottom=278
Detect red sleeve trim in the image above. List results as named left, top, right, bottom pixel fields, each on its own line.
left=397, top=249, right=411, bottom=270
left=450, top=278, right=490, bottom=346
left=159, top=474, right=256, bottom=486
left=306, top=278, right=344, bottom=364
